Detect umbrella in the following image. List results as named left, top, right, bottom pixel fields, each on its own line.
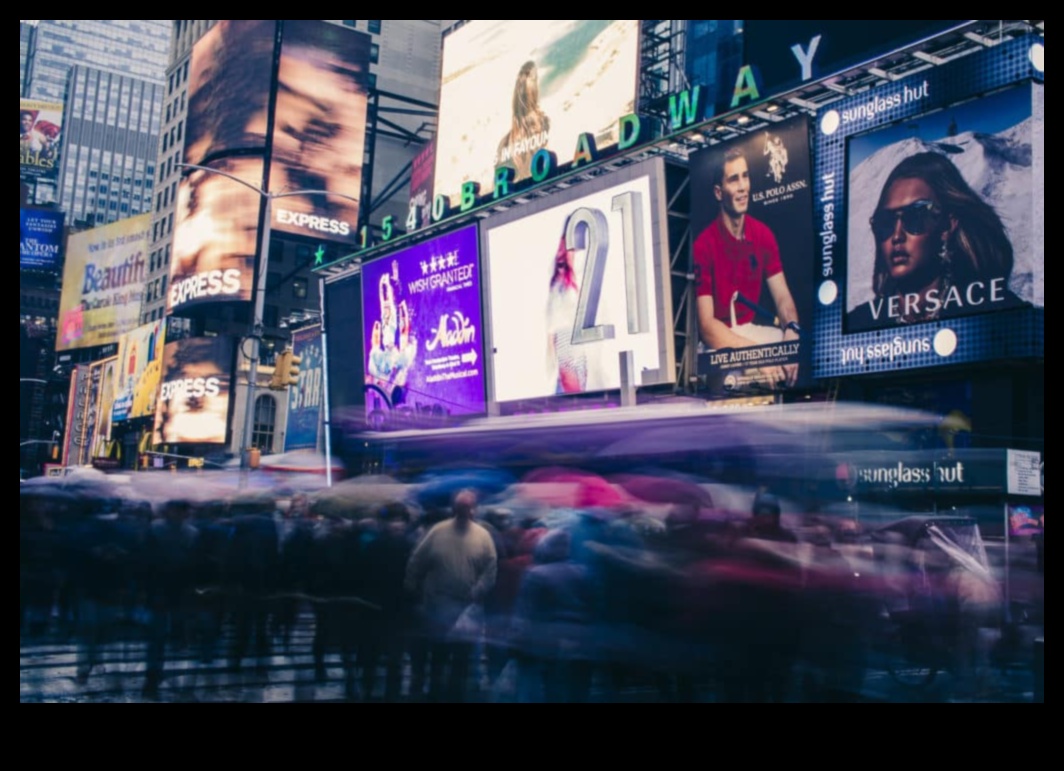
left=415, top=467, right=516, bottom=511
left=259, top=450, right=344, bottom=477
left=516, top=468, right=635, bottom=511
left=611, top=474, right=715, bottom=510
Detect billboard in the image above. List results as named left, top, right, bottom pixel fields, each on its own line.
left=113, top=321, right=166, bottom=424
left=20, top=99, right=63, bottom=181
left=1008, top=505, right=1043, bottom=538
left=168, top=156, right=264, bottom=313
left=845, top=84, right=1035, bottom=333
left=362, top=225, right=486, bottom=423
left=268, top=20, right=371, bottom=246
left=408, top=141, right=436, bottom=232
left=184, top=19, right=276, bottom=166
left=89, top=357, right=119, bottom=460
left=20, top=208, right=64, bottom=271
left=58, top=215, right=150, bottom=352
left=483, top=158, right=673, bottom=403
left=434, top=20, right=641, bottom=207
left=741, top=21, right=971, bottom=103
left=814, top=38, right=1043, bottom=378
left=61, top=366, right=89, bottom=468
left=285, top=324, right=323, bottom=451
left=153, top=336, right=234, bottom=446
left=690, top=116, right=815, bottom=395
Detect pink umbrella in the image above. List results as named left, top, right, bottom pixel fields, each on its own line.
left=517, top=467, right=635, bottom=510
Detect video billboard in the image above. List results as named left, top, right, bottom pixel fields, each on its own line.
left=58, top=215, right=150, bottom=353
left=408, top=141, right=436, bottom=232
left=168, top=156, right=264, bottom=313
left=184, top=19, right=276, bottom=166
left=434, top=20, right=641, bottom=207
left=362, top=225, right=486, bottom=422
left=1008, top=505, right=1043, bottom=538
left=20, top=99, right=63, bottom=181
left=269, top=20, right=371, bottom=246
left=113, top=321, right=165, bottom=424
left=483, top=158, right=674, bottom=403
left=153, top=336, right=234, bottom=446
left=690, top=116, right=815, bottom=395
left=285, top=324, right=323, bottom=452
left=814, top=37, right=1044, bottom=378
left=20, top=208, right=64, bottom=271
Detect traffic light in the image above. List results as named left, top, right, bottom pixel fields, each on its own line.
left=269, top=350, right=301, bottom=391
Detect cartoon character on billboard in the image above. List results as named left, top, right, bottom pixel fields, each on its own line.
left=367, top=274, right=418, bottom=407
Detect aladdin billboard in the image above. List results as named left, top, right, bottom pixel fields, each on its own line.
left=58, top=215, right=150, bottom=353
left=814, top=37, right=1043, bottom=378
left=689, top=116, right=815, bottom=395
left=434, top=20, right=641, bottom=209
left=20, top=99, right=63, bottom=182
left=482, top=158, right=674, bottom=403
left=362, top=225, right=486, bottom=424
left=153, top=336, right=235, bottom=446
left=269, top=20, right=371, bottom=246
left=20, top=208, right=64, bottom=272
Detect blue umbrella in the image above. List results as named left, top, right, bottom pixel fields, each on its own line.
left=415, top=467, right=516, bottom=511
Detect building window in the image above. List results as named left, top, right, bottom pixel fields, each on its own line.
left=370, top=43, right=380, bottom=65
left=368, top=20, right=382, bottom=34
left=293, top=279, right=308, bottom=300
left=252, top=395, right=277, bottom=453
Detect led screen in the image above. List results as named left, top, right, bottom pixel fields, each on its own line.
left=434, top=20, right=641, bottom=206
left=153, top=336, right=235, bottom=446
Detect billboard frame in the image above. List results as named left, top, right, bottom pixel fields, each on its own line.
left=479, top=156, right=675, bottom=410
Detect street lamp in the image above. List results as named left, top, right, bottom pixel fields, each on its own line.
left=176, top=163, right=359, bottom=473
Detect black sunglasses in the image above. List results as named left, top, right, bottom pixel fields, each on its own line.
left=870, top=199, right=942, bottom=242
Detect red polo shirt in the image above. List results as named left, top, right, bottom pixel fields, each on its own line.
left=694, top=215, right=782, bottom=327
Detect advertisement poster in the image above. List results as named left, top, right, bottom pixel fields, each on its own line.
left=61, top=366, right=88, bottom=468
left=184, top=19, right=276, bottom=167
left=813, top=38, right=1043, bottom=379
left=20, top=99, right=63, bottom=181
left=154, top=336, right=234, bottom=446
left=362, top=226, right=486, bottom=423
left=1008, top=504, right=1043, bottom=538
left=690, top=116, right=815, bottom=394
left=484, top=160, right=674, bottom=403
left=112, top=321, right=165, bottom=424
left=58, top=214, right=150, bottom=352
left=75, top=359, right=107, bottom=468
left=269, top=20, right=371, bottom=247
left=90, top=357, right=119, bottom=460
left=434, top=20, right=640, bottom=206
left=285, top=324, right=323, bottom=451
left=846, top=83, right=1036, bottom=333
left=168, top=156, right=263, bottom=313
left=20, top=208, right=64, bottom=271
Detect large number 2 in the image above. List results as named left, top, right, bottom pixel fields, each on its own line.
left=565, top=191, right=649, bottom=347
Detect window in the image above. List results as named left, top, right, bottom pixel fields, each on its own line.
left=252, top=395, right=277, bottom=452
left=264, top=305, right=279, bottom=329
left=293, top=279, right=308, bottom=300
left=368, top=20, right=382, bottom=34
left=370, top=43, right=380, bottom=65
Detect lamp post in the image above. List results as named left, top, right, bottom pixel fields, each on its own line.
left=176, top=163, right=359, bottom=473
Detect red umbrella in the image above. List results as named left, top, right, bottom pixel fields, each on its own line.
left=518, top=467, right=634, bottom=510
left=611, top=474, right=715, bottom=510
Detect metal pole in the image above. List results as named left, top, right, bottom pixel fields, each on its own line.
left=241, top=194, right=272, bottom=475
left=1034, top=638, right=1043, bottom=704
left=19, top=379, right=48, bottom=385
left=319, top=277, right=334, bottom=488
left=1004, top=503, right=1013, bottom=625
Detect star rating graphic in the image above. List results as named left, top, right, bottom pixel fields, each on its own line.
left=420, top=252, right=460, bottom=276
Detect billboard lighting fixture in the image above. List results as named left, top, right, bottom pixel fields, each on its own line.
left=766, top=104, right=780, bottom=113
left=736, top=115, right=751, bottom=125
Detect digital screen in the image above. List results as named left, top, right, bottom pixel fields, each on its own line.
left=408, top=141, right=436, bottom=232
left=20, top=207, right=64, bottom=271
left=846, top=84, right=1037, bottom=333
left=689, top=116, right=815, bottom=395
left=113, top=320, right=166, bottom=423
left=434, top=20, right=640, bottom=207
left=168, top=156, right=264, bottom=313
left=153, top=336, right=234, bottom=446
left=361, top=225, right=486, bottom=424
left=184, top=19, right=276, bottom=166
left=1008, top=505, right=1043, bottom=538
left=269, top=19, right=371, bottom=246
left=484, top=159, right=674, bottom=403
left=58, top=214, right=150, bottom=352
left=20, top=99, right=63, bottom=182
left=285, top=324, right=323, bottom=451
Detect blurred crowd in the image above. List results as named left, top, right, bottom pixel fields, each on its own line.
left=20, top=470, right=1042, bottom=703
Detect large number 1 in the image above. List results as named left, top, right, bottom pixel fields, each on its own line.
left=566, top=191, right=649, bottom=347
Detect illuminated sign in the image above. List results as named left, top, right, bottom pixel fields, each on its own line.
left=20, top=99, right=63, bottom=182
left=20, top=208, right=64, bottom=272
left=483, top=158, right=674, bottom=403
left=153, top=336, right=234, bottom=446
left=58, top=215, right=150, bottom=352
left=285, top=324, right=323, bottom=451
left=813, top=37, right=1043, bottom=378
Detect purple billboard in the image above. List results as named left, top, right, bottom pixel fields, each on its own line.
left=361, top=225, right=486, bottom=424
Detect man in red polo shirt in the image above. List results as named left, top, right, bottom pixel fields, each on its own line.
left=694, top=147, right=801, bottom=388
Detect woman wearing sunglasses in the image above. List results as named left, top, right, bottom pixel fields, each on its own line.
left=848, top=152, right=1024, bottom=331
